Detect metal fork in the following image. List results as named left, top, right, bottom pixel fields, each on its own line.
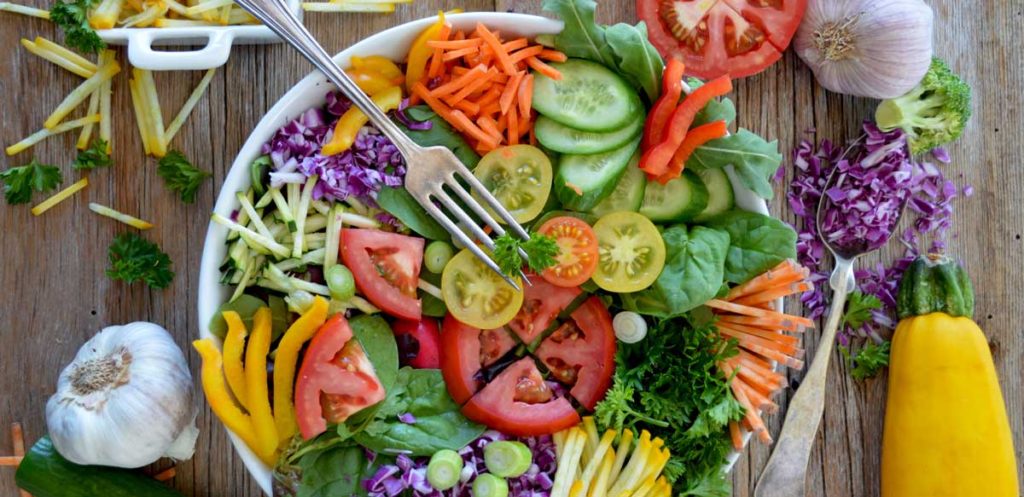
left=232, top=0, right=529, bottom=288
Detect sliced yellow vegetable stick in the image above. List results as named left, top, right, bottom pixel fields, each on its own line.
left=128, top=75, right=152, bottom=155
left=554, top=429, right=567, bottom=459
left=0, top=2, right=50, bottom=18
left=35, top=36, right=99, bottom=73
left=77, top=89, right=101, bottom=149
left=221, top=311, right=249, bottom=410
left=6, top=114, right=101, bottom=155
left=582, top=417, right=600, bottom=466
left=121, top=4, right=167, bottom=27
left=30, top=178, right=88, bottom=216
left=638, top=449, right=670, bottom=485
left=578, top=430, right=617, bottom=497
left=44, top=61, right=120, bottom=129
left=163, top=67, right=216, bottom=146
left=588, top=452, right=615, bottom=497
left=135, top=68, right=167, bottom=156
left=608, top=429, right=633, bottom=485
left=161, top=0, right=191, bottom=16
left=155, top=18, right=217, bottom=27
left=99, top=76, right=112, bottom=149
left=608, top=431, right=652, bottom=497
left=568, top=481, right=585, bottom=497
left=246, top=307, right=278, bottom=464
left=217, top=4, right=230, bottom=24
left=629, top=475, right=657, bottom=497
left=302, top=2, right=395, bottom=13
left=20, top=39, right=96, bottom=78
left=185, top=0, right=232, bottom=17
left=88, top=203, right=155, bottom=229
left=89, top=0, right=123, bottom=29
left=228, top=7, right=256, bottom=23
left=552, top=429, right=587, bottom=497
left=193, top=339, right=261, bottom=452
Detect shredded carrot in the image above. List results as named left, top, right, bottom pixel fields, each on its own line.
left=443, top=47, right=481, bottom=62
left=509, top=45, right=544, bottom=65
left=445, top=68, right=497, bottom=106
left=426, top=23, right=452, bottom=80
left=517, top=73, right=534, bottom=120
left=717, top=313, right=807, bottom=333
left=732, top=281, right=813, bottom=307
left=718, top=328, right=801, bottom=356
left=500, top=71, right=525, bottom=115
left=707, top=299, right=816, bottom=329
left=507, top=105, right=519, bottom=145
left=725, top=259, right=803, bottom=301
left=413, top=82, right=455, bottom=121
left=538, top=48, right=568, bottom=62
left=478, top=116, right=503, bottom=143
left=719, top=322, right=800, bottom=347
left=479, top=102, right=502, bottom=117
left=501, top=38, right=529, bottom=52
left=428, top=38, right=482, bottom=49
left=476, top=85, right=504, bottom=110
left=450, top=110, right=498, bottom=149
left=154, top=467, right=177, bottom=482
left=475, top=23, right=516, bottom=75
left=527, top=56, right=562, bottom=80
left=452, top=99, right=481, bottom=116
left=430, top=64, right=486, bottom=98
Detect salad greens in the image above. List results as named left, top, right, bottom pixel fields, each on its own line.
left=396, top=105, right=481, bottom=168
left=0, top=159, right=62, bottom=204
left=840, top=291, right=891, bottom=380
left=208, top=294, right=289, bottom=340
left=157, top=150, right=211, bottom=204
left=493, top=232, right=560, bottom=276
left=705, top=210, right=797, bottom=284
left=106, top=233, right=174, bottom=289
left=49, top=0, right=104, bottom=53
left=350, top=315, right=400, bottom=392
left=376, top=187, right=449, bottom=241
left=72, top=139, right=113, bottom=171
left=687, top=129, right=783, bottom=200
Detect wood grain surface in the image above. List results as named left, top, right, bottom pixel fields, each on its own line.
left=1, top=1, right=1021, bottom=496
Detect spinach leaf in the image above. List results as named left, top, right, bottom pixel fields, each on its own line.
left=704, top=210, right=797, bottom=284
left=421, top=292, right=447, bottom=317
left=686, top=129, right=782, bottom=200
left=350, top=315, right=399, bottom=393
left=354, top=368, right=485, bottom=456
left=693, top=97, right=736, bottom=128
left=377, top=186, right=450, bottom=241
left=294, top=441, right=392, bottom=497
left=208, top=294, right=288, bottom=340
left=605, top=22, right=664, bottom=103
left=621, top=225, right=730, bottom=317
left=541, top=0, right=617, bottom=69
left=396, top=106, right=480, bottom=168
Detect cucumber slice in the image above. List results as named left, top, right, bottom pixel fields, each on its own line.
left=589, top=154, right=645, bottom=217
left=250, top=155, right=271, bottom=197
left=554, top=137, right=641, bottom=212
left=531, top=59, right=642, bottom=132
left=484, top=441, right=532, bottom=478
left=534, top=113, right=643, bottom=154
left=639, top=170, right=709, bottom=223
left=693, top=168, right=735, bottom=222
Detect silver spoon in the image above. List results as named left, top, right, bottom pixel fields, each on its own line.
left=753, top=160, right=906, bottom=497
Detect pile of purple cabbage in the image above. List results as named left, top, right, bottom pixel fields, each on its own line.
left=787, top=121, right=967, bottom=378
left=364, top=432, right=557, bottom=497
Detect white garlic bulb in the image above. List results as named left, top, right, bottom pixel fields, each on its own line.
left=46, top=322, right=198, bottom=468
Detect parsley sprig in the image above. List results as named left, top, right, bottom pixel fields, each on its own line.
left=73, top=139, right=113, bottom=171
left=50, top=0, right=105, bottom=54
left=107, top=233, right=174, bottom=289
left=0, top=159, right=63, bottom=204
left=839, top=291, right=892, bottom=379
left=493, top=231, right=559, bottom=276
left=157, top=150, right=211, bottom=204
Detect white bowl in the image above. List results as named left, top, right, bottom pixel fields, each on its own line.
left=197, top=12, right=770, bottom=494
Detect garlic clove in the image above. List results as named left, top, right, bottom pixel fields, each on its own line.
left=164, top=414, right=200, bottom=461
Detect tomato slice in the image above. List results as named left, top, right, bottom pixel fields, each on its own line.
left=341, top=229, right=424, bottom=321
left=535, top=297, right=616, bottom=410
left=441, top=248, right=524, bottom=329
left=638, top=0, right=806, bottom=79
left=440, top=314, right=517, bottom=404
left=393, top=319, right=442, bottom=369
left=461, top=357, right=581, bottom=437
left=507, top=276, right=580, bottom=345
left=295, top=315, right=386, bottom=440
left=536, top=216, right=599, bottom=288
left=591, top=211, right=667, bottom=293
left=473, top=145, right=553, bottom=224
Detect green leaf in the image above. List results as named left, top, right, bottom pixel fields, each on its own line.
left=73, top=139, right=113, bottom=171
left=208, top=294, right=265, bottom=339
left=349, top=315, right=399, bottom=393
left=686, top=129, right=782, bottom=200
left=376, top=186, right=449, bottom=241
left=0, top=159, right=62, bottom=204
left=106, top=233, right=174, bottom=289
left=605, top=22, right=664, bottom=103
left=541, top=0, right=617, bottom=69
left=294, top=442, right=391, bottom=497
left=395, top=106, right=480, bottom=168
left=843, top=291, right=883, bottom=330
left=848, top=340, right=891, bottom=380
left=157, top=150, right=211, bottom=204
left=693, top=98, right=737, bottom=128
left=704, top=210, right=796, bottom=284
left=49, top=0, right=104, bottom=53
left=621, top=225, right=730, bottom=317
left=493, top=232, right=559, bottom=275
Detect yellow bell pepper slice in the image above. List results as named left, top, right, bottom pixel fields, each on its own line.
left=246, top=307, right=278, bottom=464
left=322, top=85, right=403, bottom=156
left=346, top=68, right=395, bottom=97
left=193, top=338, right=260, bottom=454
left=221, top=311, right=249, bottom=410
left=405, top=11, right=447, bottom=91
left=351, top=55, right=403, bottom=83
left=273, top=296, right=329, bottom=445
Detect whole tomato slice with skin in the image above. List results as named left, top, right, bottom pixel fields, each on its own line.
left=295, top=314, right=386, bottom=440
left=393, top=319, right=442, bottom=369
left=639, top=0, right=806, bottom=79
left=536, top=217, right=599, bottom=288
left=535, top=296, right=616, bottom=410
left=461, top=357, right=581, bottom=437
left=341, top=228, right=424, bottom=321
left=440, top=314, right=517, bottom=404
left=508, top=276, right=581, bottom=345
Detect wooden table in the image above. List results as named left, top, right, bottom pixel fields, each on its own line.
left=2, top=1, right=1021, bottom=495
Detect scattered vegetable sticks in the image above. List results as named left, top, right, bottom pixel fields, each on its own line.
left=552, top=422, right=672, bottom=497
left=31, top=178, right=89, bottom=216
left=127, top=67, right=217, bottom=157
left=44, top=61, right=121, bottom=129
left=0, top=1, right=49, bottom=18
left=89, top=203, right=154, bottom=229
left=6, top=114, right=101, bottom=156
left=164, top=68, right=216, bottom=145
left=713, top=259, right=816, bottom=449
left=21, top=37, right=97, bottom=78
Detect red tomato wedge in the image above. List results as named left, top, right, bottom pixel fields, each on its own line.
left=535, top=297, right=616, bottom=410
left=440, top=314, right=517, bottom=404
left=536, top=217, right=599, bottom=288
left=295, top=315, right=386, bottom=440
left=461, top=357, right=581, bottom=437
left=341, top=229, right=424, bottom=320
left=638, top=0, right=806, bottom=79
left=393, top=319, right=442, bottom=369
left=507, top=276, right=581, bottom=345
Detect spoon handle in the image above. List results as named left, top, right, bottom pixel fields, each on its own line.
left=753, top=258, right=855, bottom=497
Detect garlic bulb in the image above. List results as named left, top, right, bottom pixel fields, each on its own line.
left=794, top=0, right=933, bottom=99
left=46, top=322, right=198, bottom=468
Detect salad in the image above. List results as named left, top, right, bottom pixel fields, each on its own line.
left=195, top=3, right=810, bottom=496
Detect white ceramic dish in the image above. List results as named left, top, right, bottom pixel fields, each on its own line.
left=197, top=12, right=772, bottom=494
left=98, top=0, right=300, bottom=71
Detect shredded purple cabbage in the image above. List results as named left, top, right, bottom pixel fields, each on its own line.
left=788, top=121, right=964, bottom=344
left=364, top=431, right=558, bottom=497
left=261, top=91, right=407, bottom=206
left=397, top=413, right=417, bottom=424
left=396, top=98, right=433, bottom=131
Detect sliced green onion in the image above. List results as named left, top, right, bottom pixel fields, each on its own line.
left=424, top=240, right=454, bottom=274
left=484, top=441, right=532, bottom=478
left=427, top=449, right=463, bottom=491
left=326, top=264, right=356, bottom=301
left=472, top=473, right=508, bottom=497
left=612, top=311, right=647, bottom=344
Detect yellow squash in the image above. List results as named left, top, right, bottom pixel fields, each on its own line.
left=881, top=254, right=1019, bottom=496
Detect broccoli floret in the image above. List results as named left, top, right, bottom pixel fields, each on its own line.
left=875, top=58, right=972, bottom=155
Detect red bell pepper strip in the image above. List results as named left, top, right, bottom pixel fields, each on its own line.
left=642, top=57, right=686, bottom=151
left=639, top=75, right=733, bottom=176
left=654, top=120, right=729, bottom=184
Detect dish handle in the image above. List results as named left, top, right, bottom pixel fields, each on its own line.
left=127, top=29, right=235, bottom=71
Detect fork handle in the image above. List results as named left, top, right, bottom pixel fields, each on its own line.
left=753, top=258, right=855, bottom=497
left=232, top=0, right=416, bottom=153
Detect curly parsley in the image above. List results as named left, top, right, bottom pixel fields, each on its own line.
left=0, top=159, right=63, bottom=204
left=49, top=0, right=105, bottom=54
left=839, top=291, right=891, bottom=379
left=493, top=232, right=559, bottom=276
left=157, top=150, right=211, bottom=204
left=107, top=233, right=174, bottom=289
left=73, top=139, right=113, bottom=171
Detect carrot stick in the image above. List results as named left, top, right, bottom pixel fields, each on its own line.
left=479, top=102, right=502, bottom=117
left=478, top=115, right=503, bottom=143
left=730, top=377, right=769, bottom=440
left=154, top=467, right=177, bottom=482
left=722, top=359, right=782, bottom=395
left=413, top=82, right=455, bottom=121
left=738, top=350, right=780, bottom=375
left=716, top=313, right=809, bottom=333
left=517, top=73, right=534, bottom=119
left=507, top=105, right=519, bottom=145
left=443, top=47, right=480, bottom=62
left=526, top=56, right=562, bottom=80
left=538, top=48, right=568, bottom=62
left=707, top=300, right=816, bottom=329
left=445, top=68, right=497, bottom=106
left=736, top=380, right=779, bottom=413
left=719, top=328, right=801, bottom=356
left=729, top=421, right=744, bottom=450
left=500, top=71, right=525, bottom=115
left=509, top=45, right=544, bottom=65
left=475, top=23, right=516, bottom=75
left=453, top=99, right=480, bottom=117
left=0, top=456, right=23, bottom=466
left=725, top=260, right=802, bottom=301
left=529, top=124, right=537, bottom=145
left=501, top=38, right=529, bottom=52
left=718, top=322, right=801, bottom=346
left=476, top=85, right=504, bottom=110
left=654, top=120, right=728, bottom=184
left=428, top=38, right=482, bottom=49
left=733, top=281, right=814, bottom=307
left=426, top=24, right=452, bottom=80
left=430, top=64, right=487, bottom=98
left=450, top=110, right=499, bottom=149
left=452, top=29, right=466, bottom=41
